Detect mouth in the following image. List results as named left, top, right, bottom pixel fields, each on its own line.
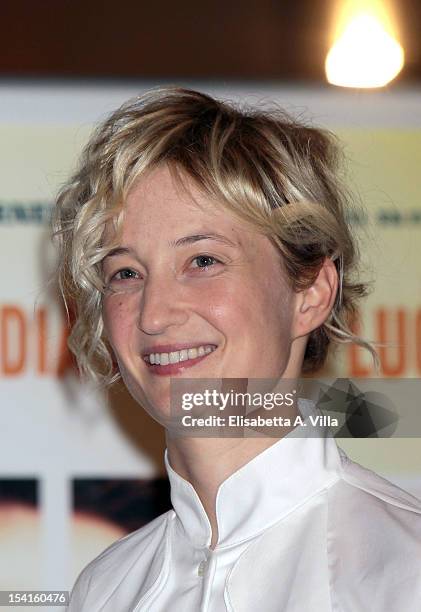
left=142, top=344, right=218, bottom=376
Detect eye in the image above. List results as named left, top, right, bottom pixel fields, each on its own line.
left=107, top=268, right=141, bottom=283
left=190, top=255, right=220, bottom=270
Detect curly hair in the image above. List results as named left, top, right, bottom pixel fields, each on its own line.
left=52, top=87, right=376, bottom=385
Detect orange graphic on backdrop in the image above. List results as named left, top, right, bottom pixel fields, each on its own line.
left=0, top=304, right=75, bottom=377
left=1, top=306, right=26, bottom=375
left=350, top=307, right=418, bottom=377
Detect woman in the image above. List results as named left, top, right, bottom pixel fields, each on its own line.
left=54, top=88, right=421, bottom=611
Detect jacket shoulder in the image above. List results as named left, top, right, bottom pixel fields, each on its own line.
left=327, top=449, right=421, bottom=610
left=337, top=446, right=421, bottom=513
left=68, top=510, right=173, bottom=611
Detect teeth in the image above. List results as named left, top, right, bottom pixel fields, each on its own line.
left=145, top=345, right=216, bottom=366
left=169, top=351, right=179, bottom=364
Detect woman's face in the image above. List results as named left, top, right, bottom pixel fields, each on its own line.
left=102, top=165, right=298, bottom=418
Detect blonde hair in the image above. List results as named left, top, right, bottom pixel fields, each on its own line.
left=53, top=87, right=376, bottom=384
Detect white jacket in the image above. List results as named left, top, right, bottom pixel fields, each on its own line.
left=68, top=420, right=421, bottom=611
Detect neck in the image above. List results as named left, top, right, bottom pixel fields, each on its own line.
left=166, top=402, right=299, bottom=549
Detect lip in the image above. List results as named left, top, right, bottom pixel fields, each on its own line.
left=143, top=345, right=217, bottom=377
left=142, top=342, right=217, bottom=357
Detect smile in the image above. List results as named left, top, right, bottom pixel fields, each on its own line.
left=144, top=344, right=216, bottom=365
left=143, top=344, right=218, bottom=376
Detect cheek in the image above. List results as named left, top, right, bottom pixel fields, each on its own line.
left=199, top=275, right=292, bottom=342
left=198, top=280, right=242, bottom=326
left=239, top=278, right=295, bottom=351
left=102, top=296, right=135, bottom=350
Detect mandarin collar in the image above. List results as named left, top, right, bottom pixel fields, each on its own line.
left=164, top=400, right=342, bottom=549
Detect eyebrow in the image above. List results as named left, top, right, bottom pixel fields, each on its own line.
left=169, top=232, right=239, bottom=249
left=104, top=232, right=239, bottom=259
left=104, top=246, right=135, bottom=259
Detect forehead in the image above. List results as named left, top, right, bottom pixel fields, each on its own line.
left=116, top=164, right=252, bottom=247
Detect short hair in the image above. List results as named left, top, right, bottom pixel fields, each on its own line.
left=53, top=87, right=376, bottom=385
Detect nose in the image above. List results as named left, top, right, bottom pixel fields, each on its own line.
left=137, top=274, right=189, bottom=335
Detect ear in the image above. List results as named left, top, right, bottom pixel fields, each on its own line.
left=291, top=258, right=338, bottom=340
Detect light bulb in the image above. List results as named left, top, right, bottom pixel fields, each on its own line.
left=326, top=11, right=404, bottom=88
